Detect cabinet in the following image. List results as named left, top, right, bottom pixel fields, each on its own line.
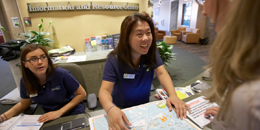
left=76, top=60, right=106, bottom=97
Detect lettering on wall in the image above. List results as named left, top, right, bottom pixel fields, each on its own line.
left=27, top=2, right=139, bottom=13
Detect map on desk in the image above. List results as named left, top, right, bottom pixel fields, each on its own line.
left=89, top=101, right=201, bottom=130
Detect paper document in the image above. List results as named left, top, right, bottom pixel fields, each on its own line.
left=66, top=55, right=86, bottom=62
left=186, top=96, right=218, bottom=128
left=0, top=88, right=21, bottom=104
left=0, top=114, right=43, bottom=130
left=176, top=91, right=187, bottom=99
left=0, top=117, right=17, bottom=130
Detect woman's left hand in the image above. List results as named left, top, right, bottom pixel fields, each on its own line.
left=166, top=96, right=191, bottom=119
left=38, top=111, right=63, bottom=123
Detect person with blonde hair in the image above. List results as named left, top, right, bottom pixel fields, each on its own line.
left=197, top=0, right=260, bottom=129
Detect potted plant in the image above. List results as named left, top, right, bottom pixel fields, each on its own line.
left=0, top=18, right=54, bottom=50
left=157, top=41, right=176, bottom=66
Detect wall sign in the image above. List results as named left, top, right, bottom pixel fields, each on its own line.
left=27, top=2, right=139, bottom=13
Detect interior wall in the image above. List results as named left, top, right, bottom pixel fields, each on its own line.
left=0, top=2, right=11, bottom=42
left=152, top=0, right=171, bottom=31
left=196, top=5, right=206, bottom=38
left=17, top=0, right=149, bottom=52
left=0, top=0, right=24, bottom=40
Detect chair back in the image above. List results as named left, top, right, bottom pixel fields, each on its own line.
left=154, top=27, right=159, bottom=32
left=178, top=27, right=186, bottom=31
left=58, top=63, right=88, bottom=94
left=192, top=29, right=200, bottom=34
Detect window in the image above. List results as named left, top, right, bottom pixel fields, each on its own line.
left=181, top=2, right=192, bottom=26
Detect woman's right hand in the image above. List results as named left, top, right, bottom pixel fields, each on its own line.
left=204, top=106, right=219, bottom=121
left=107, top=106, right=131, bottom=130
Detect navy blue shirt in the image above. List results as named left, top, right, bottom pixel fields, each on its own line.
left=20, top=67, right=85, bottom=116
left=103, top=52, right=163, bottom=108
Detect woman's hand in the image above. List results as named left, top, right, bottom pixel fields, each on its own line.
left=204, top=106, right=219, bottom=122
left=38, top=110, right=63, bottom=123
left=107, top=106, right=131, bottom=130
left=166, top=96, right=191, bottom=119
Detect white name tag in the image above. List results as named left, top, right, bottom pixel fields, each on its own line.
left=29, top=93, right=38, bottom=97
left=123, top=73, right=135, bottom=79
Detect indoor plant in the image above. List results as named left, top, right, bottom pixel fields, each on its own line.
left=0, top=18, right=54, bottom=50
left=157, top=41, right=176, bottom=66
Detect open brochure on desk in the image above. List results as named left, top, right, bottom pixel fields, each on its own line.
left=0, top=114, right=43, bottom=130
left=89, top=101, right=201, bottom=130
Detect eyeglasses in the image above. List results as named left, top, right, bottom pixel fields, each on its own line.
left=25, top=55, right=48, bottom=63
left=195, top=0, right=205, bottom=5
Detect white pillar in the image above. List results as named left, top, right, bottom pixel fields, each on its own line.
left=8, top=57, right=22, bottom=91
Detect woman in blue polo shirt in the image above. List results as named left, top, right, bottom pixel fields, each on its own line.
left=99, top=12, right=191, bottom=130
left=0, top=44, right=86, bottom=123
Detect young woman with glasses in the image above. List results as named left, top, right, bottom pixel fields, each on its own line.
left=0, top=44, right=86, bottom=123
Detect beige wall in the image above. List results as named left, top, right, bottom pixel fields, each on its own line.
left=0, top=0, right=24, bottom=40
left=17, top=0, right=149, bottom=52
left=196, top=5, right=206, bottom=38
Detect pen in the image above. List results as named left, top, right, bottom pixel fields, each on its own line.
left=205, top=114, right=214, bottom=120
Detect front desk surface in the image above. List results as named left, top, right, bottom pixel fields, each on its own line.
left=40, top=114, right=89, bottom=130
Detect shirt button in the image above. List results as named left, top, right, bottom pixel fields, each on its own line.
left=43, top=86, right=45, bottom=88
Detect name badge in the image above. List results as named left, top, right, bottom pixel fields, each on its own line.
left=51, top=86, right=61, bottom=91
left=30, top=93, right=38, bottom=97
left=123, top=73, right=135, bottom=79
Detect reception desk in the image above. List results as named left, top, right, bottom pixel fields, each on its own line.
left=55, top=50, right=113, bottom=97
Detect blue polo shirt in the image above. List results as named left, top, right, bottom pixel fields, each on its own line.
left=103, top=51, right=163, bottom=108
left=20, top=67, right=85, bottom=116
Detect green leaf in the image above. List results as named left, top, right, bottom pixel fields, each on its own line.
left=0, top=26, right=5, bottom=31
left=31, top=31, right=38, bottom=35
left=25, top=21, right=29, bottom=25
left=38, top=24, right=43, bottom=29
left=15, top=23, right=20, bottom=27
left=42, top=28, right=44, bottom=31
left=20, top=43, right=27, bottom=50
left=49, top=21, right=52, bottom=25
left=41, top=18, right=43, bottom=23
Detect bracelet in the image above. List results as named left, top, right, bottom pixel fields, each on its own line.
left=3, top=113, right=7, bottom=120
left=0, top=115, right=4, bottom=123
left=107, top=105, right=115, bottom=114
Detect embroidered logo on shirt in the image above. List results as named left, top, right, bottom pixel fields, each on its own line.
left=29, top=93, right=38, bottom=97
left=51, top=86, right=61, bottom=91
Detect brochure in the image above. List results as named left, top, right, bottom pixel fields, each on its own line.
left=186, top=96, right=219, bottom=128
left=0, top=114, right=43, bottom=130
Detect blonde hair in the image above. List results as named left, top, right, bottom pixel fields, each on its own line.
left=207, top=0, right=260, bottom=121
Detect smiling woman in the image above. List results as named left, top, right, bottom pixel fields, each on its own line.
left=99, top=12, right=191, bottom=130
left=0, top=44, right=86, bottom=124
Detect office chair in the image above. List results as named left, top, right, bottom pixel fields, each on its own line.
left=58, top=63, right=97, bottom=110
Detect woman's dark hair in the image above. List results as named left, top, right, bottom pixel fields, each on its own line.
left=20, top=44, right=56, bottom=95
left=109, top=12, right=157, bottom=69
